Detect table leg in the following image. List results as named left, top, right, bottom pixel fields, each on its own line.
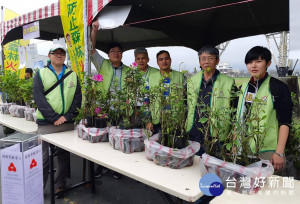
left=82, top=158, right=86, bottom=181
left=89, top=161, right=96, bottom=193
left=49, top=144, right=55, bottom=204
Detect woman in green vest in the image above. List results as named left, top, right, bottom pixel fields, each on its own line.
left=237, top=46, right=293, bottom=171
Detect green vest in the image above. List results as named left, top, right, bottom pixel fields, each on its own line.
left=149, top=70, right=184, bottom=124
left=36, top=67, right=77, bottom=120
left=237, top=75, right=278, bottom=153
left=186, top=71, right=234, bottom=139
left=99, top=59, right=130, bottom=93
left=142, top=66, right=159, bottom=82
left=149, top=69, right=184, bottom=88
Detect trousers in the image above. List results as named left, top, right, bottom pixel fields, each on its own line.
left=38, top=123, right=74, bottom=188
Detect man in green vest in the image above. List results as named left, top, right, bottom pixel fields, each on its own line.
left=133, top=48, right=159, bottom=126
left=91, top=20, right=129, bottom=179
left=237, top=46, right=293, bottom=171
left=33, top=44, right=82, bottom=192
left=148, top=50, right=185, bottom=132
left=186, top=45, right=236, bottom=156
left=90, top=20, right=130, bottom=93
left=134, top=47, right=159, bottom=84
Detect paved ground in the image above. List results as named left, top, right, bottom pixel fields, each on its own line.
left=0, top=125, right=208, bottom=204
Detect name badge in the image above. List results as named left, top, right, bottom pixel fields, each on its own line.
left=245, top=92, right=256, bottom=103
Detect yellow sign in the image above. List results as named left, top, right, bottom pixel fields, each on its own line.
left=23, top=25, right=39, bottom=35
left=3, top=8, right=29, bottom=78
left=60, top=0, right=85, bottom=80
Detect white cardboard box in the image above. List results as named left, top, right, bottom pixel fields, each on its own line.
left=1, top=143, right=43, bottom=204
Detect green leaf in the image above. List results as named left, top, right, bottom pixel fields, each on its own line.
left=198, top=118, right=208, bottom=123
left=226, top=143, right=232, bottom=151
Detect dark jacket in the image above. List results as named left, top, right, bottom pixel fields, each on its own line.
left=33, top=65, right=82, bottom=125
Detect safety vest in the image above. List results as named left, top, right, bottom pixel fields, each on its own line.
left=99, top=59, right=130, bottom=93
left=186, top=71, right=234, bottom=139
left=142, top=66, right=159, bottom=82
left=149, top=70, right=184, bottom=124
left=237, top=75, right=278, bottom=153
left=36, top=67, right=77, bottom=120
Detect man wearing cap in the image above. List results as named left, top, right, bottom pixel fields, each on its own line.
left=91, top=21, right=130, bottom=93
left=33, top=44, right=82, bottom=192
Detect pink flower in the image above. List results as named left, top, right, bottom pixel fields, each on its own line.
left=95, top=107, right=101, bottom=115
left=144, top=101, right=149, bottom=105
left=132, top=62, right=137, bottom=67
left=92, top=74, right=103, bottom=82
left=126, top=100, right=130, bottom=104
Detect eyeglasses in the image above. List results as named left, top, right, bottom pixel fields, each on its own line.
left=200, top=57, right=215, bottom=62
left=109, top=50, right=122, bottom=54
left=50, top=52, right=66, bottom=56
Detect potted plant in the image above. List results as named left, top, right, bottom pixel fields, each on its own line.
left=20, top=75, right=36, bottom=121
left=76, top=73, right=110, bottom=143
left=108, top=63, right=151, bottom=154
left=198, top=91, right=274, bottom=194
left=285, top=93, right=300, bottom=180
left=0, top=70, right=26, bottom=117
left=144, top=73, right=200, bottom=169
left=94, top=107, right=108, bottom=128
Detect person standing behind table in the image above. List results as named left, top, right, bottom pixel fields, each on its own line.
left=186, top=45, right=237, bottom=156
left=147, top=50, right=185, bottom=133
left=90, top=20, right=130, bottom=179
left=133, top=47, right=159, bottom=126
left=33, top=44, right=82, bottom=192
left=237, top=46, right=293, bottom=173
left=134, top=47, right=159, bottom=88
left=90, top=20, right=130, bottom=95
left=25, top=68, right=33, bottom=79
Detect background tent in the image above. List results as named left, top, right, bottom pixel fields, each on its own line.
left=1, top=0, right=289, bottom=53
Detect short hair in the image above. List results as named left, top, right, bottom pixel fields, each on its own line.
left=198, top=45, right=219, bottom=59
left=244, top=46, right=271, bottom=64
left=134, top=47, right=148, bottom=57
left=156, top=50, right=170, bottom=59
left=25, top=68, right=33, bottom=74
left=108, top=42, right=123, bottom=52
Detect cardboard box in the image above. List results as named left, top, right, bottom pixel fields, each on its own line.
left=1, top=134, right=43, bottom=204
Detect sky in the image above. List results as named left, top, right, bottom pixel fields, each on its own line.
left=1, top=0, right=299, bottom=73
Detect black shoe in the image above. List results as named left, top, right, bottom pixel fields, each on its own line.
left=95, top=165, right=108, bottom=178
left=113, top=171, right=122, bottom=179
left=55, top=187, right=65, bottom=199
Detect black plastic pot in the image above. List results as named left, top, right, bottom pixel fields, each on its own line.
left=86, top=116, right=95, bottom=127
left=174, top=136, right=188, bottom=149
left=158, top=131, right=188, bottom=149
left=95, top=118, right=107, bottom=128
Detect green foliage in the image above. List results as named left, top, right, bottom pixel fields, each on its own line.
left=75, top=72, right=109, bottom=124
left=150, top=73, right=188, bottom=148
left=20, top=77, right=33, bottom=105
left=196, top=86, right=268, bottom=165
left=109, top=65, right=146, bottom=129
left=285, top=93, right=300, bottom=168
left=0, top=69, right=36, bottom=107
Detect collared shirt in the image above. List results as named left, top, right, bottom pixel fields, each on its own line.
left=111, top=62, right=124, bottom=91
left=49, top=64, right=66, bottom=80
left=189, top=69, right=220, bottom=155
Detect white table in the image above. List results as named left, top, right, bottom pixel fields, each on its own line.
left=211, top=176, right=300, bottom=204
left=0, top=114, right=37, bottom=134
left=41, top=130, right=204, bottom=202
